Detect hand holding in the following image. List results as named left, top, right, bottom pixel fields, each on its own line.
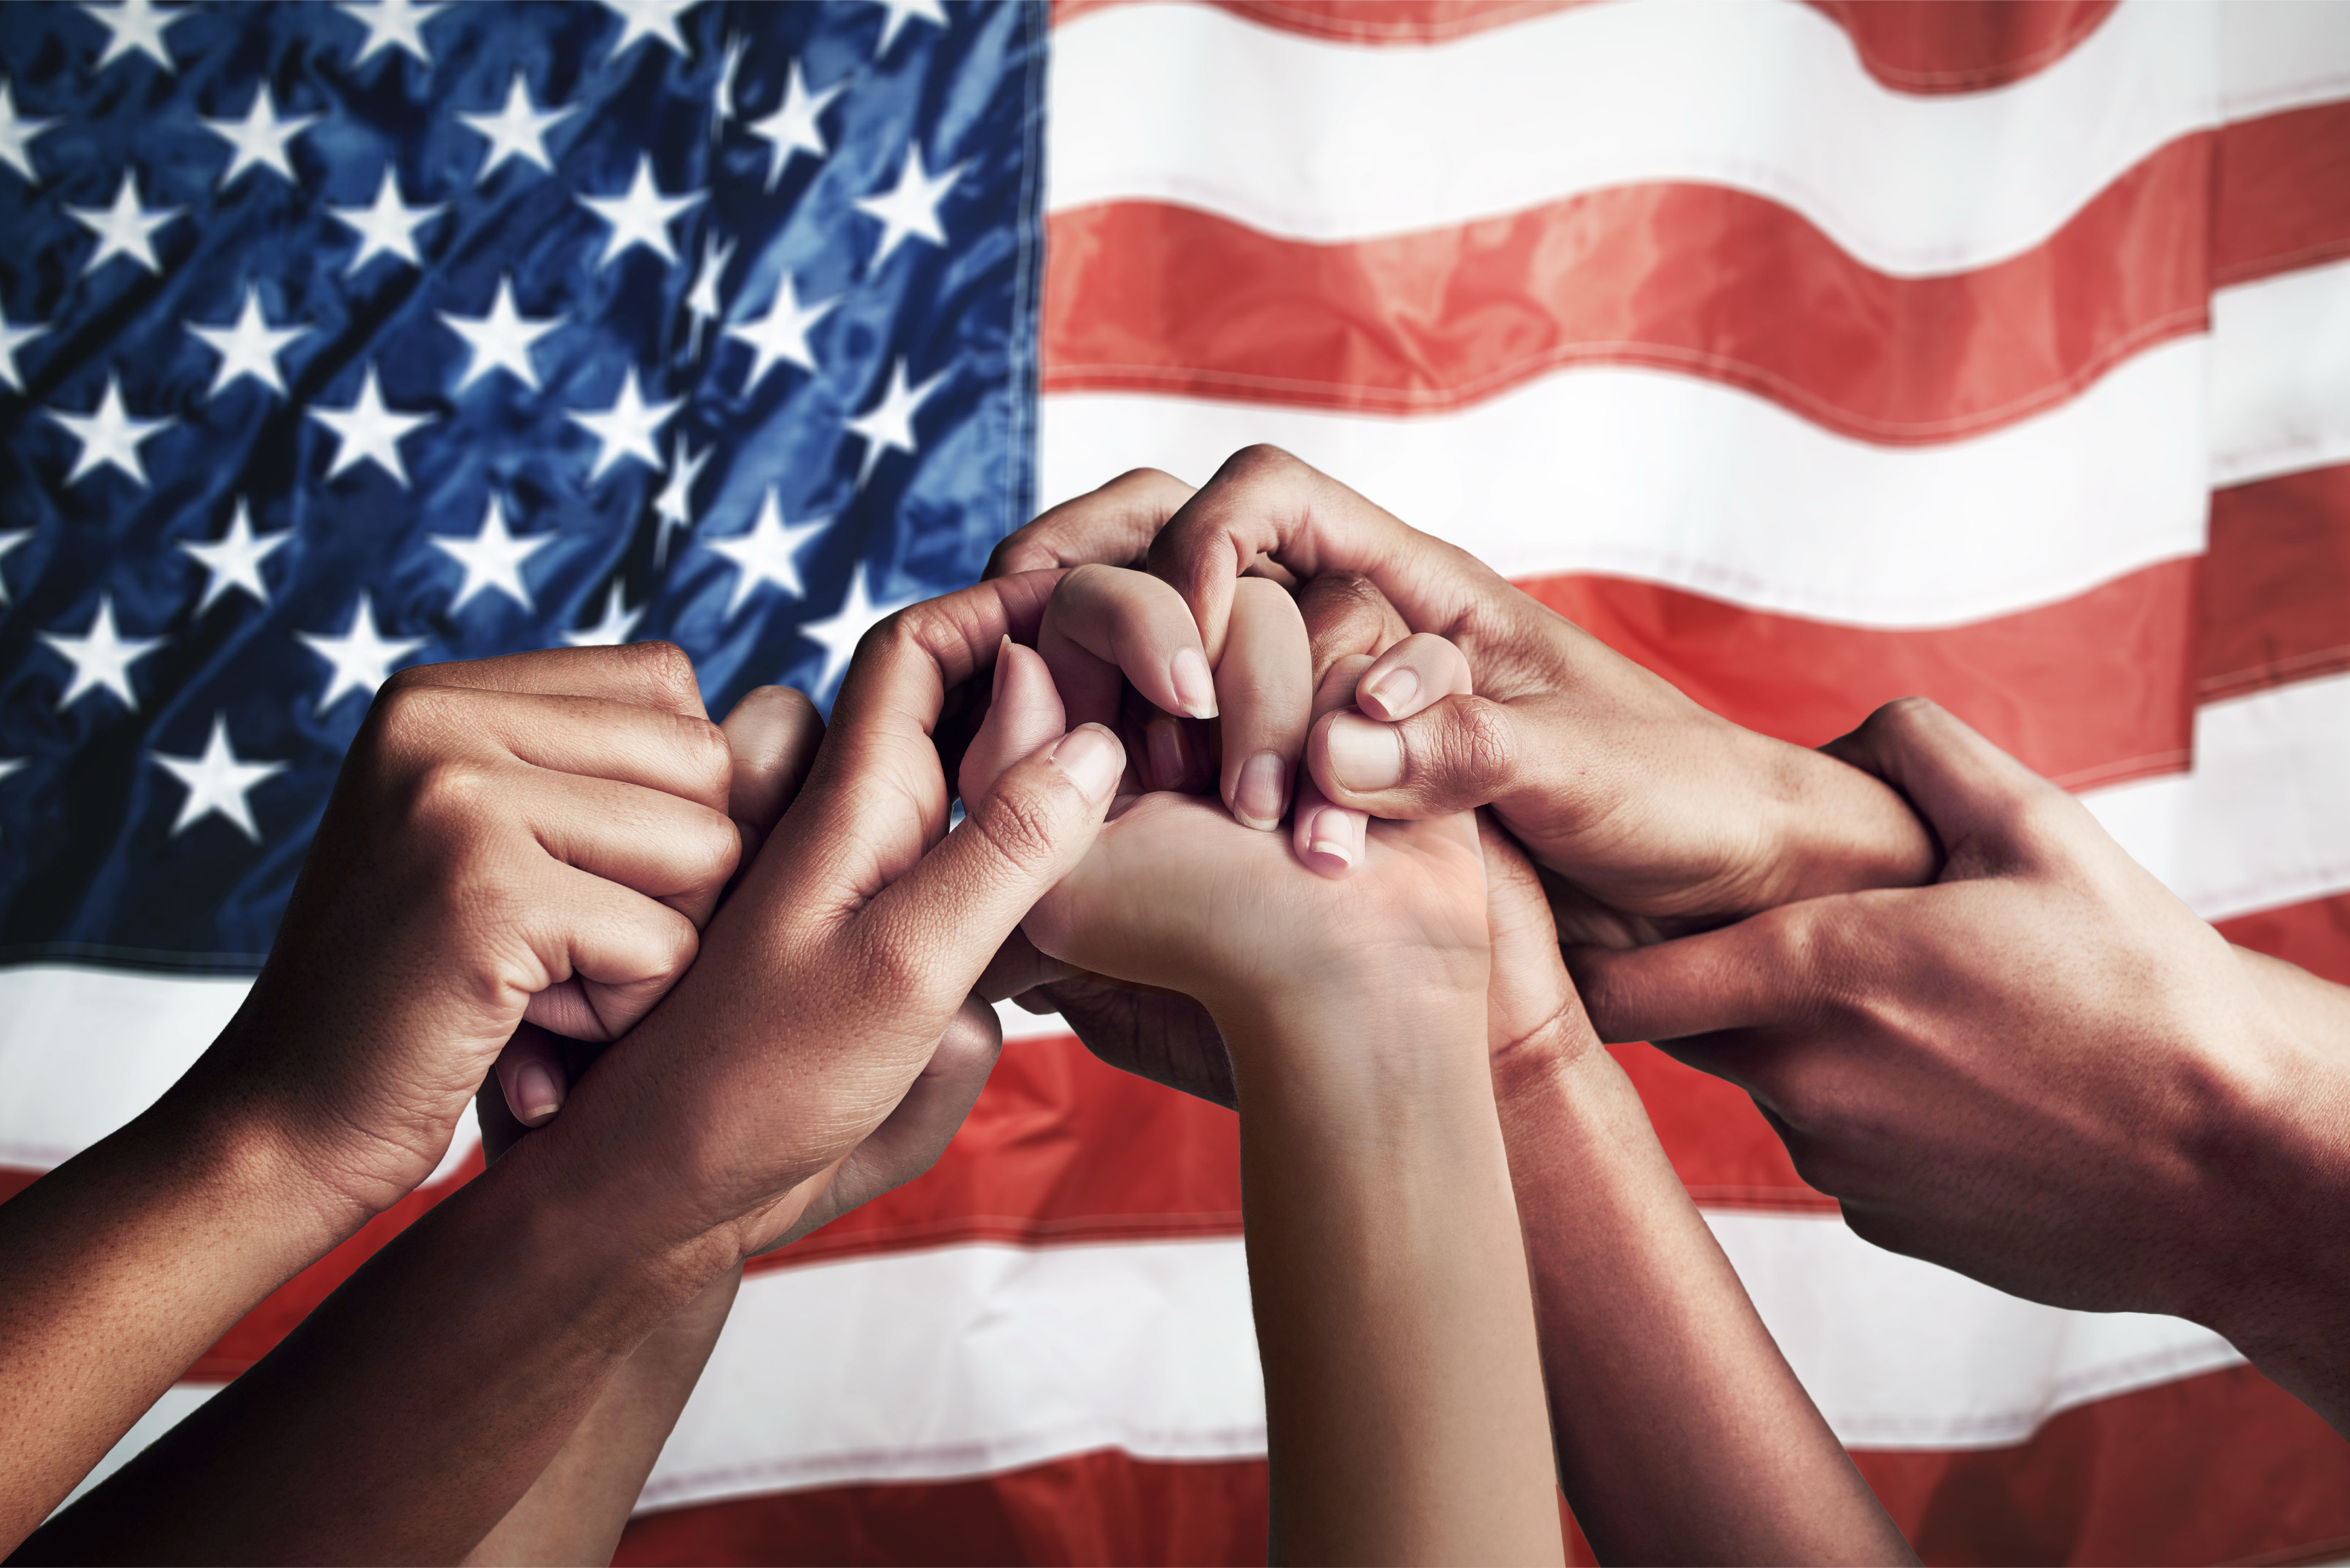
left=1568, top=697, right=2350, bottom=1422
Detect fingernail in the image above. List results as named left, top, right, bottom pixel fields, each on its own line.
left=1362, top=665, right=1419, bottom=718
left=516, top=1061, right=563, bottom=1125
left=1300, top=805, right=1361, bottom=875
left=1147, top=716, right=1185, bottom=790
left=1052, top=724, right=1123, bottom=805
left=1233, top=750, right=1286, bottom=828
left=991, top=634, right=1013, bottom=705
left=1324, top=713, right=1404, bottom=792
left=1170, top=646, right=1218, bottom=720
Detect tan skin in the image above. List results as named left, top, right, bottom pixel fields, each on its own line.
left=18, top=576, right=1125, bottom=1564
left=967, top=580, right=1559, bottom=1566
left=972, top=555, right=1910, bottom=1564
left=0, top=643, right=765, bottom=1552
left=1571, top=699, right=2350, bottom=1439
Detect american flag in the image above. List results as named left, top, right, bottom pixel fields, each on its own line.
left=4, top=1, right=2350, bottom=1563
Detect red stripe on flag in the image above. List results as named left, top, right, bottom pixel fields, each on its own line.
left=609, top=1366, right=2350, bottom=1567
left=1041, top=139, right=2211, bottom=442
left=1801, top=0, right=2120, bottom=96
left=1521, top=561, right=2197, bottom=790
left=2201, top=464, right=2350, bottom=704
left=1049, top=0, right=2118, bottom=97
left=2217, top=101, right=2350, bottom=289
left=2217, top=890, right=2350, bottom=988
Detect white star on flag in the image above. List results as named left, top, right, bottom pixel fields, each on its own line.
left=65, top=172, right=183, bottom=276
left=602, top=0, right=698, bottom=60
left=0, top=529, right=30, bottom=605
left=200, top=84, right=317, bottom=187
left=709, top=489, right=827, bottom=618
left=84, top=0, right=186, bottom=72
left=570, top=368, right=677, bottom=483
left=685, top=231, right=734, bottom=357
left=341, top=0, right=444, bottom=67
left=181, top=498, right=289, bottom=613
left=188, top=285, right=308, bottom=400
left=845, top=358, right=945, bottom=488
left=39, top=594, right=161, bottom=710
left=310, top=364, right=431, bottom=488
left=715, top=35, right=748, bottom=132
left=48, top=373, right=170, bottom=488
left=459, top=71, right=575, bottom=183
left=749, top=60, right=844, bottom=189
left=727, top=273, right=834, bottom=391
left=0, top=302, right=45, bottom=391
left=299, top=592, right=424, bottom=712
left=800, top=562, right=911, bottom=698
left=564, top=581, right=648, bottom=647
left=653, top=433, right=708, bottom=566
left=433, top=494, right=554, bottom=613
left=580, top=153, right=703, bottom=270
left=0, top=78, right=57, bottom=184
left=867, top=0, right=945, bottom=57
left=441, top=274, right=560, bottom=393
left=151, top=714, right=285, bottom=842
left=329, top=166, right=444, bottom=273
left=855, top=143, right=961, bottom=269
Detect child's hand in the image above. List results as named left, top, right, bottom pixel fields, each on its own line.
left=194, top=646, right=808, bottom=1219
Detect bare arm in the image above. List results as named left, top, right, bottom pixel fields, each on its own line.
left=1479, top=823, right=1910, bottom=1565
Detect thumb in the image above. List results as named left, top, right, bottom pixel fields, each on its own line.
left=863, top=723, right=1125, bottom=1004
left=1309, top=690, right=1530, bottom=820
left=958, top=638, right=1068, bottom=805
left=1821, top=697, right=2062, bottom=871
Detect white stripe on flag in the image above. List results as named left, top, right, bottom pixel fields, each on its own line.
left=2084, top=668, right=2350, bottom=923
left=1049, top=0, right=2350, bottom=272
left=62, top=1216, right=2239, bottom=1517
left=1037, top=336, right=2211, bottom=628
left=2211, top=257, right=2350, bottom=489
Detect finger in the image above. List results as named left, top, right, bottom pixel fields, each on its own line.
left=861, top=723, right=1125, bottom=1014
left=518, top=861, right=702, bottom=1040
left=987, top=468, right=1197, bottom=578
left=1145, top=445, right=1513, bottom=664
left=1216, top=578, right=1312, bottom=831
left=1038, top=563, right=1218, bottom=729
left=1822, top=697, right=2072, bottom=870
left=511, top=769, right=742, bottom=911
left=380, top=640, right=709, bottom=720
left=722, top=685, right=822, bottom=843
left=1297, top=570, right=1411, bottom=689
left=1565, top=902, right=1834, bottom=1045
left=959, top=638, right=1068, bottom=804
left=492, top=1023, right=569, bottom=1134
left=1354, top=632, right=1475, bottom=722
left=380, top=685, right=734, bottom=815
left=1292, top=654, right=1373, bottom=876
left=975, top=928, right=1083, bottom=1004
left=1307, top=689, right=1531, bottom=820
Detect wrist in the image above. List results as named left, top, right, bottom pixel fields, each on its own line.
left=1207, top=962, right=1490, bottom=1108
left=141, top=1067, right=378, bottom=1276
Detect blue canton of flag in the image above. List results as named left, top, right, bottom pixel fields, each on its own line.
left=0, top=0, right=1046, bottom=970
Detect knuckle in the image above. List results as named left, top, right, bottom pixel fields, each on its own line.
left=1218, top=443, right=1305, bottom=488
left=966, top=777, right=1071, bottom=876
left=1431, top=697, right=1515, bottom=796
left=619, top=639, right=702, bottom=712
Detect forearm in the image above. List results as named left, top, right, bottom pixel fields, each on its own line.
left=1221, top=985, right=1561, bottom=1566
left=1492, top=1041, right=1913, bottom=1566
left=463, top=1264, right=740, bottom=1567
left=20, top=1134, right=729, bottom=1565
left=0, top=1083, right=363, bottom=1550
